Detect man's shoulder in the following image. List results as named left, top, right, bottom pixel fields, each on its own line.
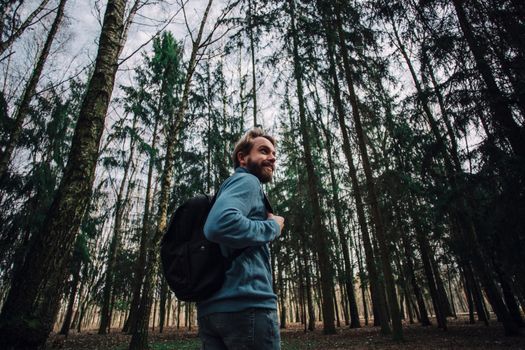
left=224, top=169, right=260, bottom=188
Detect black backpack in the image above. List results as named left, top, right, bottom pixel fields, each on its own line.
left=160, top=194, right=244, bottom=302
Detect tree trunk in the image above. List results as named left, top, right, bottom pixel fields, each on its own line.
left=277, top=243, right=287, bottom=329
left=278, top=270, right=287, bottom=329
left=423, top=52, right=462, bottom=170
left=501, top=280, right=524, bottom=327
left=430, top=255, right=453, bottom=318
left=333, top=285, right=341, bottom=328
left=125, top=60, right=171, bottom=332
left=485, top=2, right=525, bottom=116
left=354, top=232, right=369, bottom=326
left=287, top=0, right=336, bottom=334
left=99, top=119, right=137, bottom=334
left=334, top=2, right=403, bottom=340
left=247, top=0, right=257, bottom=126
left=320, top=0, right=389, bottom=334
left=70, top=279, right=84, bottom=332
left=294, top=249, right=306, bottom=329
left=463, top=271, right=476, bottom=324
left=464, top=263, right=489, bottom=325
left=455, top=214, right=519, bottom=334
left=124, top=117, right=159, bottom=334
left=158, top=277, right=168, bottom=333
left=339, top=280, right=350, bottom=326
left=128, top=1, right=214, bottom=348
left=390, top=14, right=457, bottom=178
left=399, top=220, right=431, bottom=326
left=452, top=0, right=525, bottom=157
left=0, top=1, right=128, bottom=348
left=408, top=198, right=448, bottom=330
left=318, top=110, right=361, bottom=328
left=301, top=236, right=316, bottom=332
left=59, top=260, right=82, bottom=336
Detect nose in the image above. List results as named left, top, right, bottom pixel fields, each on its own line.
left=268, top=153, right=276, bottom=163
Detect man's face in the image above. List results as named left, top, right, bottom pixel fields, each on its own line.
left=238, top=136, right=276, bottom=183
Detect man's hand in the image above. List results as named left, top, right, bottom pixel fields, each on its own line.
left=268, top=213, right=284, bottom=233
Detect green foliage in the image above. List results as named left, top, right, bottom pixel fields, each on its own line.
left=191, top=59, right=244, bottom=193
left=0, top=1, right=22, bottom=39
left=117, top=30, right=185, bottom=156
left=282, top=338, right=320, bottom=350
left=151, top=339, right=200, bottom=350
left=0, top=79, right=86, bottom=277
left=73, top=233, right=91, bottom=265
left=0, top=92, right=11, bottom=142
left=111, top=246, right=137, bottom=300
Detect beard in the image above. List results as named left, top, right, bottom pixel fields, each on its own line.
left=246, top=158, right=274, bottom=183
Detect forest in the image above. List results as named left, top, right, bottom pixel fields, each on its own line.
left=0, top=0, right=524, bottom=349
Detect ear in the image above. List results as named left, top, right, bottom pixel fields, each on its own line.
left=238, top=152, right=247, bottom=167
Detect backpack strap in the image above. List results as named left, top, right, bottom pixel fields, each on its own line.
left=209, top=192, right=218, bottom=208
left=263, top=192, right=273, bottom=214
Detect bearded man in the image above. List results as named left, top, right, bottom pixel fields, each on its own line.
left=198, top=128, right=284, bottom=350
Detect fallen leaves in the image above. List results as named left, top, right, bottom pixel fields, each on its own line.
left=47, top=316, right=525, bottom=350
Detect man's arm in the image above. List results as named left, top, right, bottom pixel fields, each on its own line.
left=204, top=174, right=281, bottom=249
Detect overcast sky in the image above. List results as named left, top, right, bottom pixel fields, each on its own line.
left=68, top=0, right=279, bottom=129
left=2, top=0, right=426, bottom=135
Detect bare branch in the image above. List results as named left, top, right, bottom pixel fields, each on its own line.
left=199, top=0, right=239, bottom=49
left=199, top=25, right=233, bottom=50
left=36, top=62, right=92, bottom=95
left=0, top=0, right=53, bottom=56
left=180, top=0, right=195, bottom=44
left=0, top=50, right=15, bottom=65
left=94, top=0, right=104, bottom=27
left=118, top=1, right=186, bottom=66
left=117, top=0, right=143, bottom=57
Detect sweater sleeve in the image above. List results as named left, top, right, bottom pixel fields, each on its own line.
left=203, top=173, right=280, bottom=249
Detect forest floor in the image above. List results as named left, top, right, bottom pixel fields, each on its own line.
left=47, top=316, right=525, bottom=349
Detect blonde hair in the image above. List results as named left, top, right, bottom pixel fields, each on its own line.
left=232, top=128, right=275, bottom=169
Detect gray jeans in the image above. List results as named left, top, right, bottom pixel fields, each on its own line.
left=197, top=308, right=281, bottom=350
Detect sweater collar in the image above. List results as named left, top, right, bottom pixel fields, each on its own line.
left=235, top=167, right=249, bottom=174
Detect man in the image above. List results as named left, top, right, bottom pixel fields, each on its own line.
left=198, top=128, right=285, bottom=350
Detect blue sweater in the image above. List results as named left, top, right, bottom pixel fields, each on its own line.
left=198, top=167, right=280, bottom=317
